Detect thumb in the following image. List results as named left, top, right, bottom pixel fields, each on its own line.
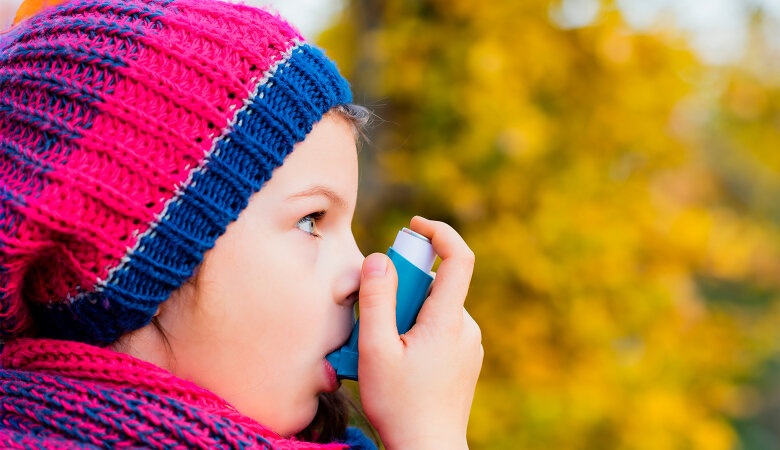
left=358, top=253, right=400, bottom=355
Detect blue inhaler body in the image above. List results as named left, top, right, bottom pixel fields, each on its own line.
left=326, top=227, right=437, bottom=381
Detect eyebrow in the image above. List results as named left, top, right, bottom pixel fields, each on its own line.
left=287, top=185, right=348, bottom=209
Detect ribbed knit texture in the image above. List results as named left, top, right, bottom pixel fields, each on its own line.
left=0, top=338, right=375, bottom=449
left=0, top=0, right=352, bottom=345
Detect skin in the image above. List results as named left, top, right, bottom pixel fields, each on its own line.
left=112, top=111, right=483, bottom=448
left=357, top=217, right=483, bottom=449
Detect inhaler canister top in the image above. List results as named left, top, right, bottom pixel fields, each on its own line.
left=393, top=228, right=436, bottom=273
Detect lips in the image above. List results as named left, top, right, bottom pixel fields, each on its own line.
left=320, top=312, right=353, bottom=391
left=322, top=358, right=339, bottom=392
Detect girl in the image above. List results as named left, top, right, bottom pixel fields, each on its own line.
left=0, top=0, right=483, bottom=448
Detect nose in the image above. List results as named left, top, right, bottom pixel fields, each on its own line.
left=336, top=234, right=364, bottom=307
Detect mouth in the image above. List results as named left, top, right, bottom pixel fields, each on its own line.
left=322, top=333, right=351, bottom=389
left=320, top=311, right=355, bottom=387
left=322, top=358, right=340, bottom=392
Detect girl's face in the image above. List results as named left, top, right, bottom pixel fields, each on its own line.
left=115, top=112, right=364, bottom=436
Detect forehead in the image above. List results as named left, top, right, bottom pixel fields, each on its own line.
left=266, top=113, right=359, bottom=198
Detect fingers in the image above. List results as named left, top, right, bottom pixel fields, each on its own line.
left=358, top=253, right=401, bottom=355
left=463, top=308, right=481, bottom=341
left=464, top=308, right=484, bottom=364
left=409, top=216, right=475, bottom=322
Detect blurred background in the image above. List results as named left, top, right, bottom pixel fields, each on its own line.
left=3, top=0, right=780, bottom=448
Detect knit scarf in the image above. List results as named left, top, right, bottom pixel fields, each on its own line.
left=0, top=338, right=375, bottom=449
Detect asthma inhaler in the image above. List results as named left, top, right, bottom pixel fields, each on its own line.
left=326, top=227, right=437, bottom=381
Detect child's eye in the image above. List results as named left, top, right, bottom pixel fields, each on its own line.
left=296, top=211, right=325, bottom=238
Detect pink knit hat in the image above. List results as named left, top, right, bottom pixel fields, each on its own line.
left=0, top=0, right=352, bottom=345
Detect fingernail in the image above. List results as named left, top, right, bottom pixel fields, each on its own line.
left=363, top=254, right=387, bottom=277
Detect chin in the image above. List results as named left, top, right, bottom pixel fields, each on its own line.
left=272, top=397, right=320, bottom=438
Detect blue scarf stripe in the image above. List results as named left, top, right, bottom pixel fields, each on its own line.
left=0, top=369, right=273, bottom=448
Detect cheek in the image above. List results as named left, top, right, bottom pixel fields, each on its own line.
left=226, top=241, right=323, bottom=331
left=220, top=234, right=313, bottom=299
left=204, top=229, right=330, bottom=356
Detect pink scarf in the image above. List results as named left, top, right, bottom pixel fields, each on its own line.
left=0, top=338, right=358, bottom=449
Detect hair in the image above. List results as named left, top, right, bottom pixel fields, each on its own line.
left=332, top=103, right=372, bottom=147
left=142, top=103, right=376, bottom=444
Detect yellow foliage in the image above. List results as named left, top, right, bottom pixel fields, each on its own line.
left=321, top=1, right=780, bottom=448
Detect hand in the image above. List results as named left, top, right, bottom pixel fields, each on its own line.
left=357, top=216, right=483, bottom=450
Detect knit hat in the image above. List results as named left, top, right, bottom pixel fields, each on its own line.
left=0, top=0, right=352, bottom=345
